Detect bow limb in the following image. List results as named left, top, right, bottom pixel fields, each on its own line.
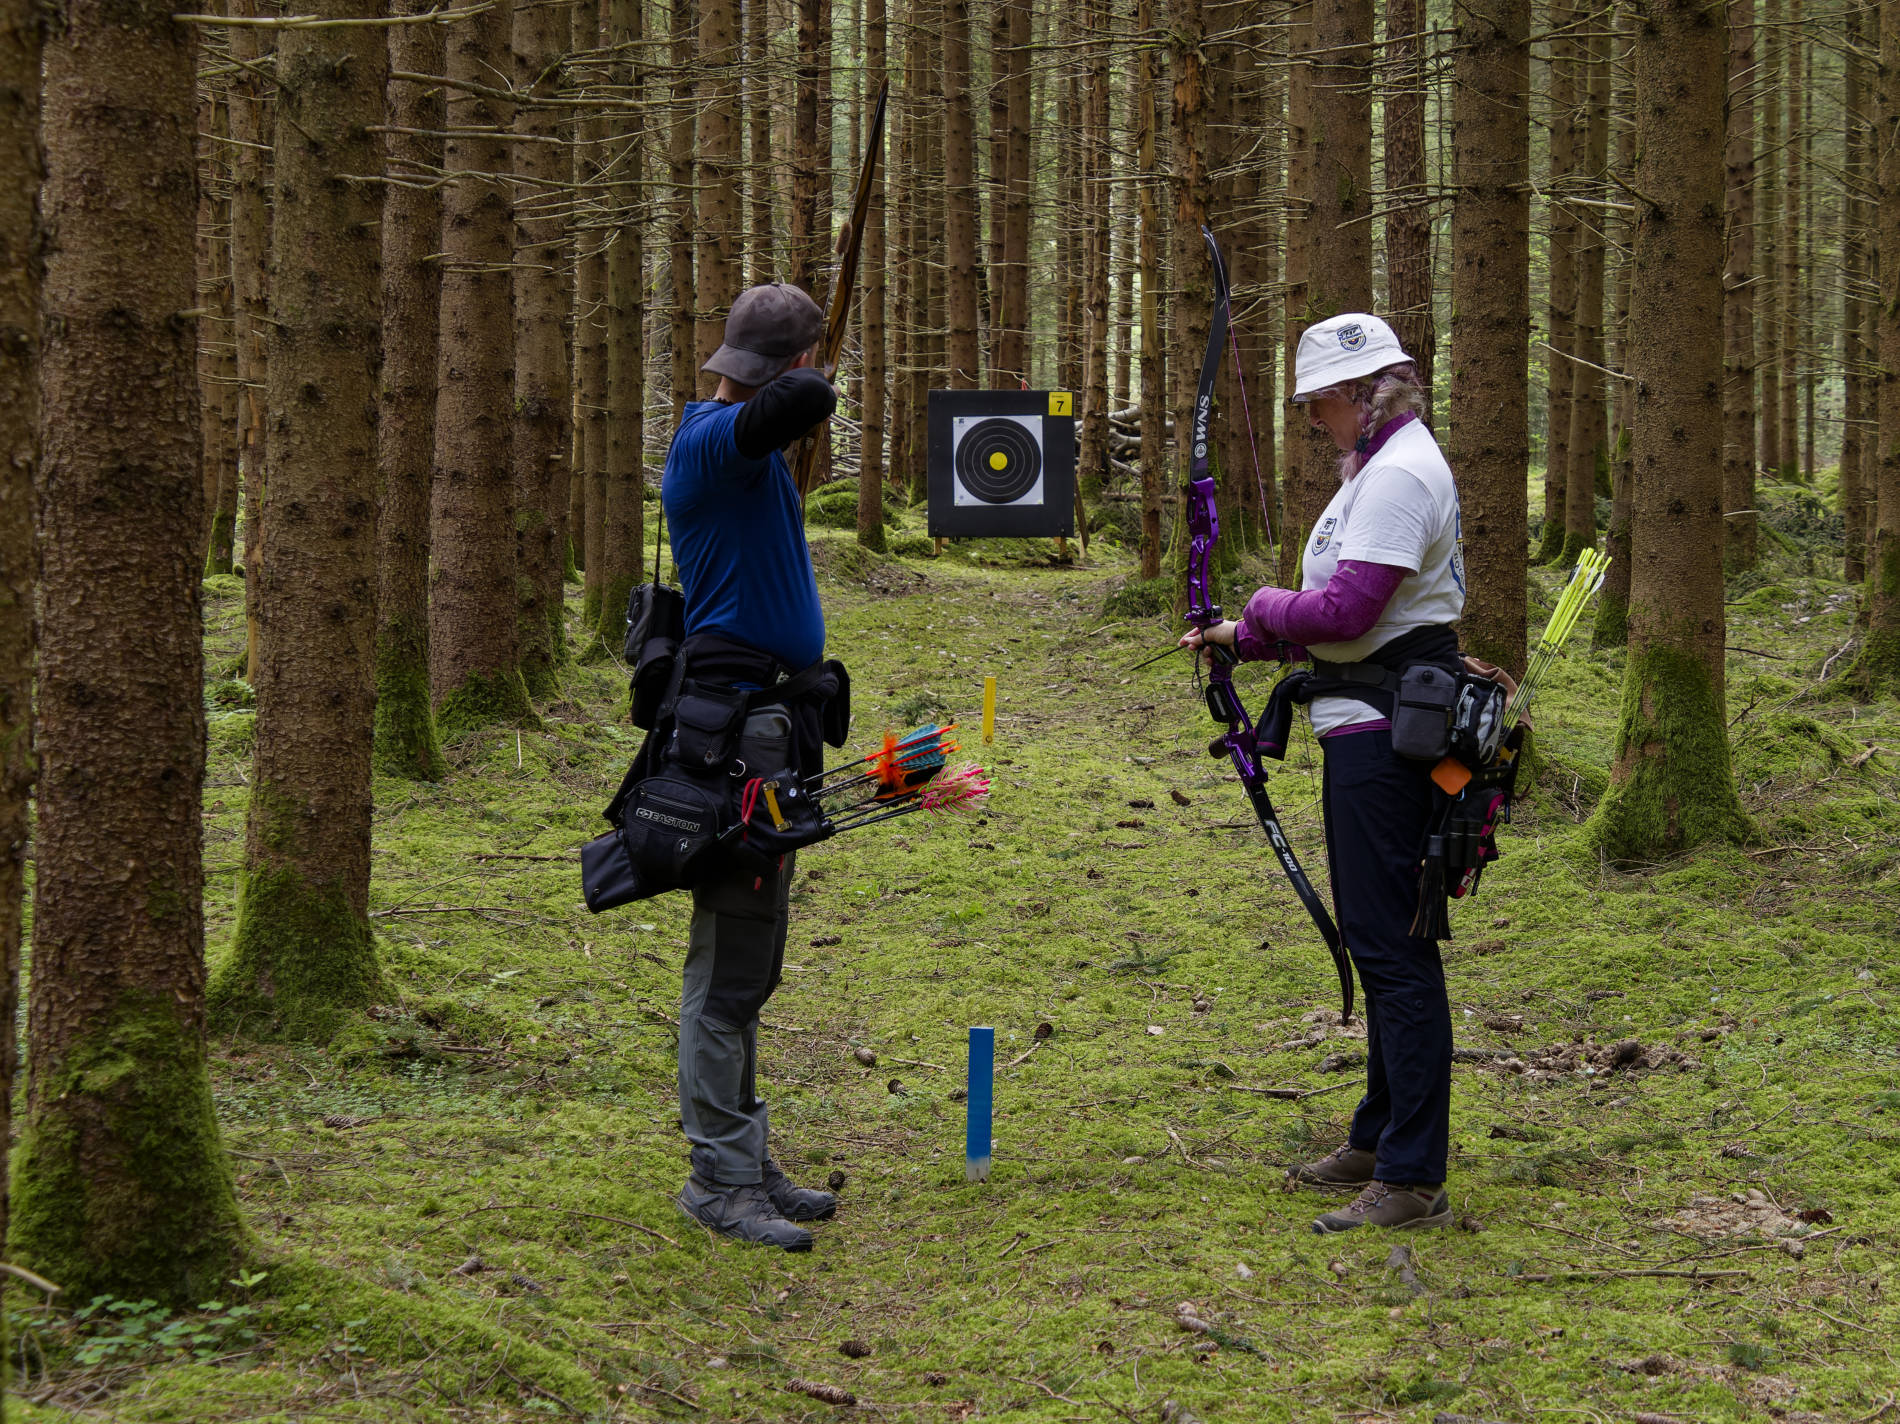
left=793, top=80, right=891, bottom=501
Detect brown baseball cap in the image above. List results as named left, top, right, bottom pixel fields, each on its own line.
left=702, top=282, right=826, bottom=386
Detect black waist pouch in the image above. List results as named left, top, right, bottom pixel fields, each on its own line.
left=1390, top=663, right=1459, bottom=761
left=625, top=582, right=685, bottom=731
left=582, top=767, right=734, bottom=913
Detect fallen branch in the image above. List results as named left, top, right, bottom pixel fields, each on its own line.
left=1510, top=1266, right=1748, bottom=1282
left=371, top=904, right=519, bottom=918
left=1222, top=1080, right=1356, bottom=1100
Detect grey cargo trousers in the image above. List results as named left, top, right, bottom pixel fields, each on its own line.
left=678, top=705, right=795, bottom=1185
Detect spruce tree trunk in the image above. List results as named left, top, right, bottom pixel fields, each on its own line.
left=1168, top=0, right=1210, bottom=504
left=211, top=0, right=388, bottom=1037
left=998, top=0, right=1031, bottom=387
left=1842, top=0, right=1868, bottom=583
left=1136, top=0, right=1163, bottom=580
left=669, top=0, right=698, bottom=417
left=1280, top=4, right=1310, bottom=587
left=857, top=0, right=889, bottom=550
left=228, top=0, right=272, bottom=678
left=1537, top=0, right=1577, bottom=565
left=373, top=9, right=447, bottom=781
left=1449, top=0, right=1530, bottom=674
left=595, top=0, right=645, bottom=652
left=1776, top=0, right=1800, bottom=481
left=513, top=0, right=574, bottom=698
left=16, top=0, right=243, bottom=1301
left=791, top=0, right=822, bottom=293
left=698, top=0, right=741, bottom=365
left=1383, top=0, right=1434, bottom=416
left=1077, top=0, right=1110, bottom=506
left=943, top=0, right=979, bottom=386
left=430, top=0, right=534, bottom=738
left=0, top=0, right=41, bottom=1314
left=1721, top=0, right=1758, bottom=574
left=1757, top=0, right=1780, bottom=478
left=1593, top=9, right=1635, bottom=650
left=1591, top=0, right=1746, bottom=858
left=196, top=73, right=240, bottom=577
left=748, top=0, right=775, bottom=283
left=576, top=0, right=608, bottom=620
left=1561, top=20, right=1606, bottom=562
left=1295, top=0, right=1372, bottom=535
left=1854, top=0, right=1900, bottom=684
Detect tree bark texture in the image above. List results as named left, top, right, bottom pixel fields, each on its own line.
left=747, top=0, right=775, bottom=283
left=211, top=0, right=389, bottom=1037
left=668, top=0, right=698, bottom=415
left=1537, top=0, right=1577, bottom=564
left=1721, top=0, right=1757, bottom=573
left=1382, top=0, right=1433, bottom=418
left=1077, top=0, right=1111, bottom=504
left=942, top=0, right=980, bottom=386
left=698, top=0, right=741, bottom=369
left=1280, top=0, right=1310, bottom=586
left=1136, top=0, right=1163, bottom=580
left=1757, top=0, right=1780, bottom=478
left=430, top=0, right=533, bottom=738
left=996, top=0, right=1031, bottom=386
left=857, top=0, right=888, bottom=550
left=1561, top=15, right=1605, bottom=561
left=1776, top=0, right=1800, bottom=479
left=596, top=0, right=644, bottom=652
left=576, top=0, right=608, bottom=618
left=1296, top=0, right=1372, bottom=537
left=1449, top=0, right=1530, bottom=674
left=0, top=0, right=42, bottom=1300
left=513, top=0, right=573, bottom=697
left=1856, top=0, right=1900, bottom=684
left=1842, top=0, right=1868, bottom=583
left=228, top=0, right=271, bottom=677
left=195, top=72, right=240, bottom=577
left=1594, top=7, right=1634, bottom=649
left=16, top=0, right=243, bottom=1302
left=1592, top=0, right=1746, bottom=859
left=373, top=10, right=447, bottom=782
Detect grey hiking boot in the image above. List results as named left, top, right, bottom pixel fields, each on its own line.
left=1311, top=1181, right=1451, bottom=1235
left=761, top=1157, right=838, bottom=1222
left=676, top=1175, right=814, bottom=1251
left=1288, top=1143, right=1377, bottom=1192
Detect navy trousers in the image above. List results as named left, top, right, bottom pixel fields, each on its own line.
left=1320, top=727, right=1452, bottom=1186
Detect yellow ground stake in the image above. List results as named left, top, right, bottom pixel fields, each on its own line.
left=982, top=675, right=997, bottom=745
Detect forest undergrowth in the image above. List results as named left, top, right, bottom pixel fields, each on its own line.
left=13, top=489, right=1900, bottom=1423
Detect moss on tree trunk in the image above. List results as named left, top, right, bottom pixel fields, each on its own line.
left=11, top=993, right=246, bottom=1303
left=373, top=619, right=446, bottom=781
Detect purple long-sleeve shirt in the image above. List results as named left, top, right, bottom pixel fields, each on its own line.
left=1234, top=560, right=1410, bottom=659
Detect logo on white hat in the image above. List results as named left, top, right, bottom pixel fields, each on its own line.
left=1337, top=323, right=1366, bottom=353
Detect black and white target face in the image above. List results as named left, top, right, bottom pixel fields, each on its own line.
left=951, top=415, right=1044, bottom=506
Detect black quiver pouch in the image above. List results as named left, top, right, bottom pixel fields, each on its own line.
left=1410, top=721, right=1525, bottom=939
left=583, top=636, right=851, bottom=914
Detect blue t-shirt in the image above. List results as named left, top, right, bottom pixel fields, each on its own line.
left=662, top=400, right=825, bottom=669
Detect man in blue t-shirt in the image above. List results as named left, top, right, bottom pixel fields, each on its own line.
left=663, top=283, right=841, bottom=1251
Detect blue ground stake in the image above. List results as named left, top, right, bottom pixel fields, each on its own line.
left=965, top=1026, right=994, bottom=1182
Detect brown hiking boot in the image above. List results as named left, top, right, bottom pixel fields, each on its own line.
left=1311, top=1181, right=1450, bottom=1234
left=1288, top=1143, right=1376, bottom=1193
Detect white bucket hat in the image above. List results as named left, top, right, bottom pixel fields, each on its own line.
left=1291, top=313, right=1414, bottom=402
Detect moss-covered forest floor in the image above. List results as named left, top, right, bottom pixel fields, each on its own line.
left=15, top=484, right=1900, bottom=1423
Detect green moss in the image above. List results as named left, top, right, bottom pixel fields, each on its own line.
left=1844, top=542, right=1900, bottom=693
left=371, top=619, right=446, bottom=781
left=9, top=992, right=246, bottom=1307
left=203, top=507, right=237, bottom=577
left=433, top=667, right=539, bottom=743
left=1588, top=638, right=1749, bottom=861
left=594, top=571, right=633, bottom=661
left=1591, top=585, right=1628, bottom=649
left=210, top=864, right=382, bottom=1042
left=1559, top=530, right=1594, bottom=563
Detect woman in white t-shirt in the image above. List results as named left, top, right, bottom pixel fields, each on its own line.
left=1182, top=313, right=1469, bottom=1235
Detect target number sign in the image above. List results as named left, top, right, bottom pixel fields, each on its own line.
left=927, top=390, right=1076, bottom=538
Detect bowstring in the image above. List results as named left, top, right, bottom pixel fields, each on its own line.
left=1225, top=316, right=1273, bottom=547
